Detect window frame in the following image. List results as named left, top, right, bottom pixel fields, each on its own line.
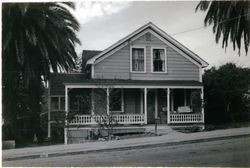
left=50, top=96, right=65, bottom=111
left=130, top=46, right=146, bottom=73
left=151, top=47, right=167, bottom=73
left=109, top=89, right=124, bottom=113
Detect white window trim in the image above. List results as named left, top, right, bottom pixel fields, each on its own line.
left=130, top=46, right=146, bottom=73
left=50, top=96, right=65, bottom=111
left=110, top=89, right=124, bottom=113
left=151, top=47, right=167, bottom=73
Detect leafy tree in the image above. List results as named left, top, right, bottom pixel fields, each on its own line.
left=2, top=2, right=80, bottom=142
left=196, top=1, right=250, bottom=55
left=203, top=63, right=250, bottom=124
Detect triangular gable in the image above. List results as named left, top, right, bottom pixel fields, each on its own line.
left=87, top=22, right=209, bottom=68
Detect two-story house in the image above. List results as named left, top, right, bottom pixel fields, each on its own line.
left=48, top=22, right=209, bottom=144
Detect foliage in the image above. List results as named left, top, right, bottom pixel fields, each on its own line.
left=92, top=88, right=119, bottom=140
left=203, top=63, right=250, bottom=124
left=196, top=0, right=250, bottom=55
left=2, top=2, right=80, bottom=142
left=191, top=91, right=202, bottom=113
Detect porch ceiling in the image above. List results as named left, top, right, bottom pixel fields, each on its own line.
left=63, top=79, right=203, bottom=88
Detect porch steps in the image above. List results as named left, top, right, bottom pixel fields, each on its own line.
left=112, top=127, right=146, bottom=135
left=144, top=124, right=174, bottom=135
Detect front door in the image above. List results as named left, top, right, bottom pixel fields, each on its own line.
left=147, top=90, right=155, bottom=124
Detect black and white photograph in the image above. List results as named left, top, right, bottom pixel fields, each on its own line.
left=2, top=0, right=250, bottom=167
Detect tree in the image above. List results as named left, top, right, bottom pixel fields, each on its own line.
left=203, top=63, right=250, bottom=124
left=196, top=1, right=250, bottom=55
left=2, top=2, right=80, bottom=142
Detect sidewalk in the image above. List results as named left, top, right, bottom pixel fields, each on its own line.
left=3, top=127, right=250, bottom=161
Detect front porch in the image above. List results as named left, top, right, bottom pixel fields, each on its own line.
left=64, top=80, right=204, bottom=127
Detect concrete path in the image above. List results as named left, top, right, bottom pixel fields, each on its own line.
left=3, top=127, right=250, bottom=161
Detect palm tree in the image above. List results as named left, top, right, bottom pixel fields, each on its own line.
left=2, top=2, right=80, bottom=141
left=196, top=1, right=250, bottom=55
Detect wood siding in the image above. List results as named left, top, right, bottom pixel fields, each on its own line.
left=94, top=32, right=200, bottom=81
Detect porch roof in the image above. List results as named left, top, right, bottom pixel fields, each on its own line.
left=63, top=79, right=203, bottom=88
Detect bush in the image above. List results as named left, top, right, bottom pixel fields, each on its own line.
left=203, top=63, right=250, bottom=124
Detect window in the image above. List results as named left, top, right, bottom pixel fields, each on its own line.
left=51, top=96, right=65, bottom=111
left=110, top=89, right=123, bottom=112
left=131, top=48, right=145, bottom=72
left=152, top=48, right=166, bottom=72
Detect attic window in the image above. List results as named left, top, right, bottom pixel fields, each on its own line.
left=152, top=48, right=167, bottom=73
left=145, top=33, right=151, bottom=41
left=131, top=47, right=145, bottom=72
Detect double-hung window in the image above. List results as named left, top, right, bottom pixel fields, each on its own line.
left=110, top=89, right=124, bottom=112
left=51, top=96, right=65, bottom=111
left=131, top=47, right=145, bottom=72
left=152, top=48, right=166, bottom=72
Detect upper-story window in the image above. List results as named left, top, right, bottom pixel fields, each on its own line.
left=152, top=48, right=167, bottom=73
left=131, top=47, right=145, bottom=72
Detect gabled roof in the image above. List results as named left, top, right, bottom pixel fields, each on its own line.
left=87, top=22, right=209, bottom=68
left=49, top=73, right=87, bottom=95
left=82, top=50, right=102, bottom=61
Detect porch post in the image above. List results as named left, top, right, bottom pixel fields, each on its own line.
left=167, top=88, right=170, bottom=124
left=201, top=87, right=205, bottom=123
left=106, top=88, right=110, bottom=115
left=154, top=89, right=158, bottom=118
left=170, top=90, right=174, bottom=111
left=144, top=88, right=147, bottom=124
left=184, top=89, right=187, bottom=106
left=91, top=89, right=94, bottom=115
left=64, top=86, right=69, bottom=145
left=140, top=89, right=143, bottom=114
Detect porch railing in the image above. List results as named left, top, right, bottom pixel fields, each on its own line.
left=69, top=114, right=145, bottom=125
left=169, top=113, right=203, bottom=123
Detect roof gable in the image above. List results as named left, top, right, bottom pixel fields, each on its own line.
left=87, top=22, right=209, bottom=68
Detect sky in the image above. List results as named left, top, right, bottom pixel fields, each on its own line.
left=72, top=1, right=250, bottom=68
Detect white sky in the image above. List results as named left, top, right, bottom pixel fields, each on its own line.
left=72, top=1, right=250, bottom=68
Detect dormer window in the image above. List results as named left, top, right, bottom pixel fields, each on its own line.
left=152, top=48, right=167, bottom=73
left=131, top=47, right=146, bottom=72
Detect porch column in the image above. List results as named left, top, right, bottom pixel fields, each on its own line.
left=184, top=89, right=187, bottom=106
left=140, top=89, right=143, bottom=114
left=154, top=89, right=158, bottom=118
left=167, top=88, right=170, bottom=124
left=170, top=90, right=174, bottom=111
left=144, top=88, right=147, bottom=124
left=201, top=87, right=205, bottom=122
left=106, top=88, right=110, bottom=115
left=91, top=89, right=94, bottom=115
left=64, top=86, right=69, bottom=145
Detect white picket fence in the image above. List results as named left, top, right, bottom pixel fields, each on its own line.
left=69, top=114, right=145, bottom=125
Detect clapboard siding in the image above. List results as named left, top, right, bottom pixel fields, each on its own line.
left=94, top=45, right=130, bottom=79
left=94, top=32, right=200, bottom=81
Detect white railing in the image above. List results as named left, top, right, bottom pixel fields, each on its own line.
left=170, top=113, right=203, bottom=123
left=69, top=114, right=145, bottom=125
